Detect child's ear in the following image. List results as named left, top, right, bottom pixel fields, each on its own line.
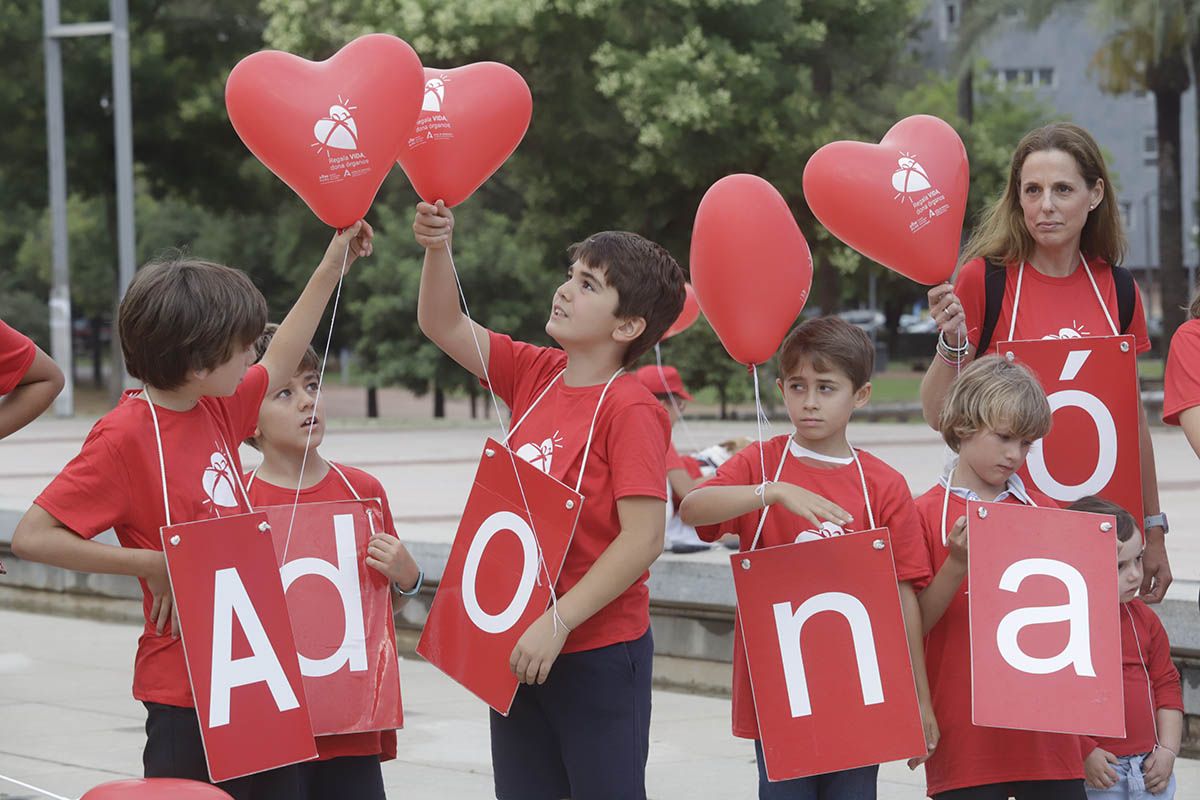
left=853, top=381, right=872, bottom=409
left=612, top=316, right=647, bottom=345
left=776, top=377, right=785, bottom=397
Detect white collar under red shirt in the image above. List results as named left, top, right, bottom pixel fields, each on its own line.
left=938, top=469, right=1035, bottom=505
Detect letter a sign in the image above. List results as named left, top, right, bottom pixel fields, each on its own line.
left=732, top=530, right=926, bottom=781
left=968, top=501, right=1124, bottom=737
left=163, top=512, right=317, bottom=782
left=418, top=439, right=581, bottom=713
left=1000, top=335, right=1143, bottom=525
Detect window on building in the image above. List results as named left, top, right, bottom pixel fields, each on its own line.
left=1144, top=131, right=1158, bottom=167
left=1036, top=68, right=1055, bottom=87
left=1120, top=201, right=1134, bottom=229
left=940, top=1, right=961, bottom=41
left=987, top=67, right=1055, bottom=89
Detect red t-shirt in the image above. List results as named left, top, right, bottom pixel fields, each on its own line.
left=0, top=319, right=36, bottom=395
left=35, top=365, right=270, bottom=707
left=914, top=483, right=1084, bottom=794
left=695, top=435, right=932, bottom=739
left=666, top=442, right=702, bottom=508
left=1081, top=599, right=1182, bottom=758
left=955, top=256, right=1150, bottom=353
left=1163, top=318, right=1200, bottom=425
left=244, top=463, right=399, bottom=762
left=485, top=333, right=670, bottom=654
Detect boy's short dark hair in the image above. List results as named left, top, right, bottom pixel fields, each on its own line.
left=119, top=257, right=267, bottom=390
left=244, top=324, right=321, bottom=450
left=1068, top=495, right=1138, bottom=543
left=568, top=232, right=685, bottom=367
left=777, top=316, right=874, bottom=389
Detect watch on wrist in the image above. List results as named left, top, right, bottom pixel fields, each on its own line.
left=1144, top=513, right=1169, bottom=534
left=393, top=567, right=424, bottom=597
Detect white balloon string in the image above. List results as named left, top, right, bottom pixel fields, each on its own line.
left=281, top=240, right=348, bottom=565
left=752, top=365, right=771, bottom=503
left=443, top=239, right=565, bottom=633
left=653, top=342, right=700, bottom=453
left=0, top=773, right=71, bottom=800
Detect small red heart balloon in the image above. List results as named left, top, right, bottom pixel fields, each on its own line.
left=226, top=34, right=424, bottom=229
left=398, top=63, right=533, bottom=208
left=690, top=175, right=813, bottom=366
left=82, top=778, right=232, bottom=799
left=663, top=283, right=700, bottom=340
left=803, top=114, right=969, bottom=285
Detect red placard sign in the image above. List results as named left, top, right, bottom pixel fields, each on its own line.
left=998, top=335, right=1143, bottom=525
left=968, top=500, right=1124, bottom=737
left=162, top=512, right=317, bottom=782
left=417, top=439, right=581, bottom=713
left=731, top=530, right=925, bottom=781
left=261, top=500, right=403, bottom=736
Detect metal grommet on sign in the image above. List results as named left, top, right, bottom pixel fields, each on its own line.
left=565, top=499, right=575, bottom=510
left=1120, top=341, right=1130, bottom=353
left=977, top=506, right=989, bottom=519
left=1100, top=522, right=1113, bottom=532
left=169, top=535, right=181, bottom=546
left=1004, top=351, right=1015, bottom=362
left=485, top=448, right=495, bottom=458
left=258, top=521, right=271, bottom=533
left=872, top=539, right=886, bottom=551
left=740, top=558, right=751, bottom=570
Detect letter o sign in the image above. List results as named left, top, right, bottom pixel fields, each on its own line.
left=1026, top=389, right=1118, bottom=499
left=461, top=511, right=539, bottom=634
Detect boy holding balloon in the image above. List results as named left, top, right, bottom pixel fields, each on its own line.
left=413, top=200, right=684, bottom=800
left=11, top=222, right=373, bottom=797
left=679, top=316, right=938, bottom=799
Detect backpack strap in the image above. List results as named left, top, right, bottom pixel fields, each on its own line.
left=1111, top=264, right=1136, bottom=334
left=975, top=259, right=1008, bottom=357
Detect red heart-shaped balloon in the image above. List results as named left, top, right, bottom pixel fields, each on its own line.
left=803, top=114, right=969, bottom=285
left=226, top=34, right=424, bottom=228
left=691, top=175, right=813, bottom=366
left=398, top=63, right=533, bottom=208
left=663, top=283, right=700, bottom=340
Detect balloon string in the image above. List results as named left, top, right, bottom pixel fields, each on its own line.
left=0, top=773, right=72, bottom=800
left=282, top=242, right=348, bottom=564
left=752, top=365, right=771, bottom=501
left=443, top=240, right=566, bottom=634
left=653, top=343, right=700, bottom=454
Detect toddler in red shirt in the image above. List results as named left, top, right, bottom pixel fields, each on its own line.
left=680, top=316, right=937, bottom=799
left=241, top=324, right=420, bottom=798
left=0, top=317, right=64, bottom=439
left=915, top=355, right=1086, bottom=799
left=1068, top=496, right=1182, bottom=799
left=413, top=201, right=685, bottom=800
left=11, top=222, right=374, bottom=798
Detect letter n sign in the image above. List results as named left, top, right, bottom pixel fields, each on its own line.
left=732, top=530, right=926, bottom=782
left=968, top=501, right=1124, bottom=737
left=418, top=439, right=581, bottom=714
left=163, top=512, right=317, bottom=782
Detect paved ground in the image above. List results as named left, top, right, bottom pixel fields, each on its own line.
left=4, top=607, right=1196, bottom=800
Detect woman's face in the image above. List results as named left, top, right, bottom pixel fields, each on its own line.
left=1018, top=148, right=1104, bottom=255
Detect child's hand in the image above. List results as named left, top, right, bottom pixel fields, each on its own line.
left=946, top=515, right=968, bottom=565
left=908, top=700, right=939, bottom=769
left=510, top=608, right=570, bottom=685
left=144, top=553, right=179, bottom=638
left=1083, top=747, right=1120, bottom=789
left=1142, top=745, right=1175, bottom=794
left=321, top=219, right=374, bottom=274
left=413, top=200, right=454, bottom=249
left=364, top=533, right=420, bottom=590
left=766, top=483, right=853, bottom=528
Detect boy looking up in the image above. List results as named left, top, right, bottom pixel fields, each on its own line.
left=12, top=222, right=373, bottom=796
left=413, top=200, right=684, bottom=800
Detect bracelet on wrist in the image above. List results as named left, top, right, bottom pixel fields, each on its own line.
left=936, top=348, right=964, bottom=368
left=937, top=330, right=969, bottom=353
left=393, top=567, right=424, bottom=597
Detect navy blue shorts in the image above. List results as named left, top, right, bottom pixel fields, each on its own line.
left=490, top=627, right=653, bottom=800
left=754, top=739, right=878, bottom=799
left=142, top=702, right=385, bottom=800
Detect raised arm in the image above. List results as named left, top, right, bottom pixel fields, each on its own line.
left=259, top=220, right=373, bottom=395
left=414, top=201, right=493, bottom=379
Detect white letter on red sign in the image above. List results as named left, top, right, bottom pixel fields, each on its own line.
left=461, top=511, right=538, bottom=634
left=772, top=592, right=884, bottom=718
left=209, top=568, right=300, bottom=727
left=995, top=558, right=1095, bottom=677
left=279, top=513, right=367, bottom=677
